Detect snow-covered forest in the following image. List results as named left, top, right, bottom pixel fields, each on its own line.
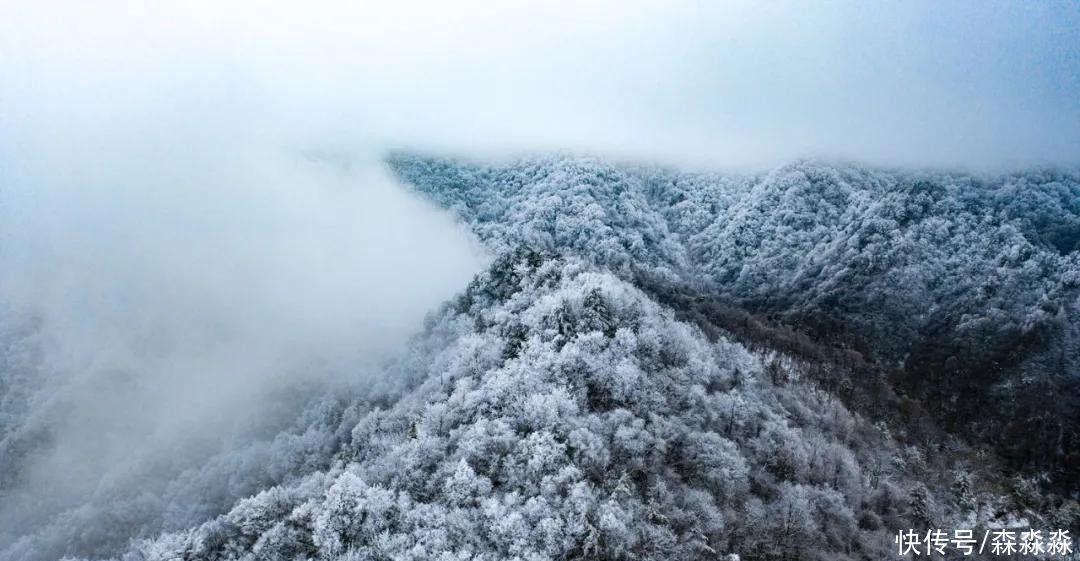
left=2, top=154, right=1077, bottom=561
left=392, top=155, right=1080, bottom=487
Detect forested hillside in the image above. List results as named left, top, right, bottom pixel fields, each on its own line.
left=392, top=155, right=1080, bottom=489
left=2, top=154, right=1078, bottom=560
left=75, top=252, right=1052, bottom=561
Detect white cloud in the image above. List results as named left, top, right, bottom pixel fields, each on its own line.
left=4, top=1, right=1077, bottom=170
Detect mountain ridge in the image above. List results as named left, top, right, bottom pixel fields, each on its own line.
left=1, top=154, right=1077, bottom=560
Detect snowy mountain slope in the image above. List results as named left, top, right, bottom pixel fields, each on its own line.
left=115, top=252, right=1014, bottom=561
left=390, top=154, right=1080, bottom=488
left=1, top=155, right=1078, bottom=560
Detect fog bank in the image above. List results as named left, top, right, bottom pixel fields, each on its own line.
left=0, top=93, right=487, bottom=554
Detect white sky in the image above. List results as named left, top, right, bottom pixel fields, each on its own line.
left=2, top=0, right=1078, bottom=169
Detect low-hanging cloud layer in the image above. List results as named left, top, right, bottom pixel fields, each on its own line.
left=3, top=0, right=1079, bottom=170
left=0, top=112, right=488, bottom=552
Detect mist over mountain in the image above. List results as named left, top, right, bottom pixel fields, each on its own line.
left=0, top=152, right=488, bottom=560
left=2, top=152, right=1077, bottom=561
left=3, top=2, right=1079, bottom=560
